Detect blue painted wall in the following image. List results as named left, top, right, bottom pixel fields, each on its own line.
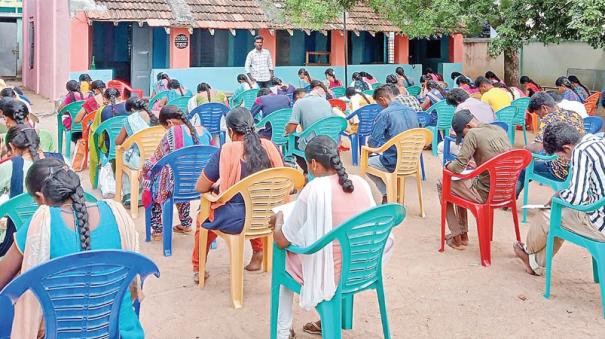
left=439, top=63, right=463, bottom=89
left=152, top=28, right=168, bottom=69
left=69, top=69, right=114, bottom=83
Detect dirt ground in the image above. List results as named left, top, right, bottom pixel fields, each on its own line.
left=16, top=83, right=605, bottom=338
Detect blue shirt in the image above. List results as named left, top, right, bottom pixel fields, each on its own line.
left=100, top=102, right=128, bottom=122
left=251, top=94, right=291, bottom=119
left=562, top=89, right=582, bottom=103
left=368, top=101, right=419, bottom=172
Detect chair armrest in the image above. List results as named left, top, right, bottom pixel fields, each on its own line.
left=442, top=167, right=482, bottom=181
left=201, top=192, right=220, bottom=203
left=552, top=196, right=605, bottom=213
left=532, top=153, right=557, bottom=161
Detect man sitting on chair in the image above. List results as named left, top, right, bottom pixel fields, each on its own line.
left=514, top=122, right=605, bottom=275
left=438, top=110, right=511, bottom=249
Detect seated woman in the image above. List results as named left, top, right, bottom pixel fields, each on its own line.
left=386, top=74, right=408, bottom=95
left=344, top=87, right=374, bottom=121
left=359, top=71, right=377, bottom=85
left=270, top=77, right=296, bottom=97
left=156, top=79, right=192, bottom=110
left=100, top=87, right=128, bottom=122
left=79, top=73, right=93, bottom=95
left=0, top=158, right=143, bottom=339
left=298, top=68, right=312, bottom=87
left=74, top=80, right=106, bottom=124
left=59, top=80, right=89, bottom=138
left=395, top=66, right=414, bottom=87
left=152, top=72, right=170, bottom=97
left=1, top=100, right=54, bottom=152
left=485, top=71, right=504, bottom=85
left=233, top=74, right=257, bottom=99
left=456, top=76, right=481, bottom=98
left=0, top=87, right=32, bottom=114
left=568, top=75, right=590, bottom=103
left=271, top=136, right=379, bottom=338
left=324, top=68, right=342, bottom=89
left=350, top=72, right=370, bottom=91
left=420, top=78, right=446, bottom=111
left=142, top=106, right=212, bottom=240
left=193, top=107, right=283, bottom=283
left=519, top=76, right=542, bottom=97
left=187, top=82, right=228, bottom=113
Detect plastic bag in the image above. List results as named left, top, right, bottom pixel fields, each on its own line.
left=99, top=163, right=116, bottom=199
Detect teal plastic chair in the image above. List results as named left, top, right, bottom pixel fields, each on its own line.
left=269, top=204, right=405, bottom=339
left=362, top=89, right=375, bottom=96
left=511, top=97, right=531, bottom=145
left=148, top=90, right=169, bottom=109
left=425, top=100, right=456, bottom=156
left=56, top=101, right=85, bottom=157
left=521, top=153, right=571, bottom=223
left=494, top=106, right=518, bottom=145
left=331, top=87, right=346, bottom=98
left=230, top=89, right=260, bottom=110
left=284, top=116, right=347, bottom=162
left=92, top=116, right=128, bottom=189
left=544, top=196, right=605, bottom=318
left=371, top=83, right=382, bottom=90
left=255, top=108, right=292, bottom=151
left=167, top=96, right=192, bottom=114
left=407, top=85, right=421, bottom=96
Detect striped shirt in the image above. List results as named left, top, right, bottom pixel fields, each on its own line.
left=245, top=48, right=273, bottom=82
left=559, top=134, right=605, bottom=232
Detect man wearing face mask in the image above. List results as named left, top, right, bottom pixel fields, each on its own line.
left=514, top=122, right=605, bottom=275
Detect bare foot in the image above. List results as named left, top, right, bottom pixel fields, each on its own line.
left=446, top=234, right=465, bottom=250
left=513, top=241, right=537, bottom=275
left=460, top=233, right=469, bottom=246
left=244, top=251, right=263, bottom=271
left=193, top=271, right=210, bottom=284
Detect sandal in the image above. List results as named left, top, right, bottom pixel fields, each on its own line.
left=151, top=233, right=163, bottom=241
left=303, top=320, right=321, bottom=336
left=445, top=234, right=465, bottom=251
left=193, top=271, right=210, bottom=284
left=173, top=225, right=192, bottom=234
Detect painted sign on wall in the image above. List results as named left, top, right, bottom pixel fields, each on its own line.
left=175, top=34, right=189, bottom=49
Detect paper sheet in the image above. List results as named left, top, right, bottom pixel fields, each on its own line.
left=272, top=201, right=296, bottom=220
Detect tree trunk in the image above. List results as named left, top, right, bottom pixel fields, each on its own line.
left=503, top=48, right=519, bottom=87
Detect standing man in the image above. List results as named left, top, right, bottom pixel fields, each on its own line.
left=245, top=36, right=274, bottom=88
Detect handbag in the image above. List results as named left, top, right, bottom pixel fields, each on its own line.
left=71, top=139, right=88, bottom=172
left=99, top=162, right=116, bottom=199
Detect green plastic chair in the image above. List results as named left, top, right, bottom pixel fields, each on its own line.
left=255, top=108, right=292, bottom=151
left=269, top=204, right=406, bottom=339
left=230, top=89, right=260, bottom=110
left=371, top=83, right=382, bottom=90
left=284, top=116, right=347, bottom=162
left=511, top=97, right=531, bottom=145
left=521, top=153, right=571, bottom=223
left=92, top=116, right=128, bottom=189
left=425, top=100, right=456, bottom=156
left=167, top=96, right=192, bottom=114
left=407, top=85, right=421, bottom=96
left=56, top=101, right=85, bottom=157
left=362, top=89, right=375, bottom=96
left=331, top=87, right=346, bottom=98
left=544, top=196, right=605, bottom=318
left=494, top=106, right=518, bottom=145
left=149, top=91, right=169, bottom=109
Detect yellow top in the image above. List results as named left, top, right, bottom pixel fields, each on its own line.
left=481, top=88, right=512, bottom=112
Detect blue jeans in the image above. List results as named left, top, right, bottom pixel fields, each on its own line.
left=516, top=159, right=563, bottom=198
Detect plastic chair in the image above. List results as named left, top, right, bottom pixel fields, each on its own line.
left=584, top=116, right=603, bottom=134
left=425, top=100, right=456, bottom=156
left=362, top=89, right=375, bottom=96
left=230, top=89, right=260, bottom=110
left=255, top=108, right=292, bottom=151
left=511, top=97, right=531, bottom=145
left=415, top=111, right=430, bottom=180
left=188, top=102, right=229, bottom=144
left=107, top=79, right=144, bottom=99
left=167, top=96, right=192, bottom=114
left=197, top=167, right=305, bottom=308
left=79, top=110, right=97, bottom=170
left=360, top=128, right=432, bottom=217
left=371, top=83, right=382, bottom=90
left=56, top=101, right=85, bottom=158
left=494, top=106, right=518, bottom=145
left=544, top=196, right=605, bottom=318
left=521, top=153, right=572, bottom=223
left=115, top=126, right=165, bottom=218
left=331, top=87, right=346, bottom=98
left=284, top=116, right=348, bottom=162
left=407, top=85, right=421, bottom=96
left=585, top=92, right=602, bottom=116
left=269, top=204, right=406, bottom=339
left=149, top=90, right=169, bottom=110
left=439, top=149, right=532, bottom=266
left=145, top=145, right=218, bottom=256
left=328, top=98, right=347, bottom=112
left=346, top=104, right=381, bottom=166
left=0, top=250, right=159, bottom=339
left=91, top=116, right=128, bottom=189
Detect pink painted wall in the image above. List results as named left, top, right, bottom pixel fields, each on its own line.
left=169, top=27, right=190, bottom=68
left=394, top=35, right=410, bottom=64
left=259, top=28, right=276, bottom=64
left=70, top=12, right=90, bottom=72
left=448, top=33, right=464, bottom=63
left=330, top=31, right=345, bottom=66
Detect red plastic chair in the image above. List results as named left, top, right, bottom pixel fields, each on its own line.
left=439, top=149, right=532, bottom=266
left=585, top=92, right=602, bottom=116
left=107, top=80, right=144, bottom=100
left=328, top=99, right=347, bottom=112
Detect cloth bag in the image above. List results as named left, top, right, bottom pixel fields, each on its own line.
left=71, top=139, right=88, bottom=172
left=99, top=162, right=116, bottom=198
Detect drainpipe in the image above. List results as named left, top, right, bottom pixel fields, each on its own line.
left=343, top=11, right=348, bottom=82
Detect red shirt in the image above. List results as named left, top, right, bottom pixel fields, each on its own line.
left=329, top=80, right=343, bottom=88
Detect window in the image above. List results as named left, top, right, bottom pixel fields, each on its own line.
left=28, top=20, right=34, bottom=69
left=426, top=39, right=441, bottom=59
left=190, top=29, right=254, bottom=67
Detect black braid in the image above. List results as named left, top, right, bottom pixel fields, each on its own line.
left=180, top=111, right=199, bottom=144
left=304, top=135, right=355, bottom=193
left=6, top=124, right=40, bottom=160
left=330, top=154, right=354, bottom=193
left=70, top=186, right=91, bottom=251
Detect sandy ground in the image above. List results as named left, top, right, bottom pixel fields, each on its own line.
left=14, top=83, right=605, bottom=338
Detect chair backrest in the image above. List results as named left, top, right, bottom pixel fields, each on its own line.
left=511, top=97, right=530, bottom=124
left=119, top=126, right=165, bottom=162
left=407, top=85, right=421, bottom=96
left=81, top=111, right=96, bottom=138
left=484, top=149, right=532, bottom=206
left=371, top=83, right=382, bottom=90
left=583, top=116, right=603, bottom=134
left=331, top=87, right=346, bottom=98
left=429, top=100, right=456, bottom=129
left=188, top=102, right=230, bottom=135
left=107, top=80, right=127, bottom=99
left=255, top=108, right=292, bottom=146
left=494, top=105, right=517, bottom=124
left=298, top=116, right=348, bottom=147
left=232, top=89, right=260, bottom=110
left=490, top=121, right=509, bottom=131
left=0, top=250, right=159, bottom=339
left=0, top=192, right=97, bottom=231
left=328, top=99, right=347, bottom=112
left=58, top=101, right=86, bottom=132
left=416, top=111, right=431, bottom=128
left=362, top=89, right=375, bottom=96
left=94, top=116, right=128, bottom=160
left=585, top=92, right=601, bottom=116
left=150, top=145, right=218, bottom=201
left=149, top=91, right=169, bottom=109
left=391, top=128, right=432, bottom=175
left=167, top=96, right=191, bottom=114
left=347, top=104, right=381, bottom=137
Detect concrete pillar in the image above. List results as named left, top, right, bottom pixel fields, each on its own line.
left=169, top=27, right=190, bottom=68
left=448, top=33, right=464, bottom=63
left=393, top=35, right=409, bottom=64
left=330, top=30, right=345, bottom=66
left=259, top=28, right=276, bottom=64
left=70, top=12, right=90, bottom=72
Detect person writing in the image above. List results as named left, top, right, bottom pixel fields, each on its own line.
left=245, top=36, right=274, bottom=88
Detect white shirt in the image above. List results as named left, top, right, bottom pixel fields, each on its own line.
left=245, top=48, right=273, bottom=82
left=558, top=100, right=588, bottom=118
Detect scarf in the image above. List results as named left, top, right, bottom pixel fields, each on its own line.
left=87, top=105, right=105, bottom=184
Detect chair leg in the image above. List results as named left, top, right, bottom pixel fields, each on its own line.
left=420, top=154, right=426, bottom=181
left=476, top=207, right=492, bottom=266
left=162, top=200, right=174, bottom=257
left=115, top=167, right=123, bottom=203
left=376, top=281, right=392, bottom=339
left=416, top=172, right=425, bottom=218
left=270, top=283, right=281, bottom=339
left=57, top=127, right=63, bottom=156
left=384, top=176, right=396, bottom=203
left=510, top=203, right=521, bottom=242
left=351, top=135, right=359, bottom=166
left=341, top=294, right=354, bottom=330
left=263, top=235, right=273, bottom=272
left=439, top=200, right=447, bottom=252
left=522, top=173, right=530, bottom=224
left=66, top=131, right=72, bottom=158
left=598, top=262, right=605, bottom=319
left=316, top=297, right=342, bottom=339
left=522, top=126, right=528, bottom=145
left=198, top=227, right=209, bottom=288
left=544, top=234, right=556, bottom=299
left=431, top=133, right=438, bottom=156
left=229, top=236, right=246, bottom=309
left=130, top=171, right=140, bottom=219
left=397, top=176, right=406, bottom=205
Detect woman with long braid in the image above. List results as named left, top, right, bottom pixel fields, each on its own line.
left=1, top=100, right=55, bottom=153
left=100, top=87, right=127, bottom=122
left=194, top=107, right=283, bottom=283
left=141, top=105, right=212, bottom=240
left=0, top=158, right=143, bottom=338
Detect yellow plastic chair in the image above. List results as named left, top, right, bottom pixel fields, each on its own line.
left=115, top=126, right=165, bottom=218
left=197, top=167, right=305, bottom=308
left=360, top=128, right=432, bottom=217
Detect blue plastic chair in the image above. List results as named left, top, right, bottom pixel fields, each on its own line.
left=188, top=102, right=229, bottom=144
left=521, top=153, right=571, bottom=223
left=494, top=106, right=518, bottom=145
left=255, top=108, right=293, bottom=151
left=230, top=89, right=260, bottom=110
left=0, top=250, right=159, bottom=338
left=284, top=116, right=347, bottom=162
left=167, top=96, right=192, bottom=114
left=544, top=196, right=605, bottom=318
left=511, top=97, right=531, bottom=145
left=346, top=104, right=381, bottom=166
left=92, top=116, right=128, bottom=189
left=332, top=87, right=346, bottom=98
left=584, top=116, right=603, bottom=134
left=415, top=111, right=433, bottom=181
left=56, top=101, right=85, bottom=158
left=425, top=100, right=456, bottom=156
left=269, top=204, right=406, bottom=339
left=145, top=145, right=218, bottom=256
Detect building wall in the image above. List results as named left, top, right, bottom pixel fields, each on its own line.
left=463, top=38, right=504, bottom=80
